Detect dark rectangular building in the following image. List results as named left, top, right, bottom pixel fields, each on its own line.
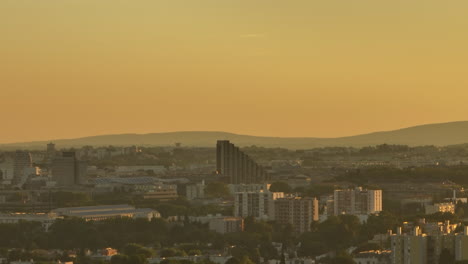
left=216, top=140, right=269, bottom=184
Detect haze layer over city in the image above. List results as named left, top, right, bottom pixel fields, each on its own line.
left=2, top=1, right=468, bottom=264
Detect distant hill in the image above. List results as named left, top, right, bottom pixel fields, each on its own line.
left=2, top=121, right=468, bottom=150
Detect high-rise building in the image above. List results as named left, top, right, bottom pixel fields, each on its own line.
left=234, top=190, right=284, bottom=220
left=51, top=152, right=87, bottom=186
left=456, top=227, right=468, bottom=261
left=390, top=224, right=468, bottom=264
left=46, top=142, right=56, bottom=158
left=216, top=140, right=269, bottom=184
left=391, top=227, right=428, bottom=264
left=274, top=197, right=319, bottom=234
left=13, top=151, right=33, bottom=184
left=334, top=187, right=382, bottom=216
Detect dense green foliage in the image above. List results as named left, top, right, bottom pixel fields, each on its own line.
left=336, top=166, right=468, bottom=185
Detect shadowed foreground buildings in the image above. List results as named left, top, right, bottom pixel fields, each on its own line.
left=216, top=140, right=269, bottom=184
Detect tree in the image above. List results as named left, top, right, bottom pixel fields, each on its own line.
left=330, top=253, right=356, bottom=264
left=239, top=256, right=255, bottom=264
left=122, top=243, right=153, bottom=258
left=269, top=182, right=292, bottom=193
left=225, top=257, right=240, bottom=264
left=110, top=254, right=129, bottom=264
left=205, top=182, right=230, bottom=198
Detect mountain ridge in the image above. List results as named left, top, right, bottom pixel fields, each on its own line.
left=2, top=121, right=468, bottom=150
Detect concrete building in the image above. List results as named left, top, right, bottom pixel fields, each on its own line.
left=143, top=185, right=178, bottom=201
left=391, top=227, right=428, bottom=264
left=46, top=142, right=56, bottom=159
left=228, top=183, right=271, bottom=194
left=390, top=224, right=468, bottom=264
left=216, top=140, right=269, bottom=184
left=13, top=151, right=33, bottom=184
left=186, top=181, right=206, bottom=200
left=334, top=187, right=382, bottom=216
left=234, top=190, right=284, bottom=220
left=190, top=214, right=244, bottom=234
left=354, top=250, right=391, bottom=264
left=52, top=204, right=160, bottom=221
left=51, top=152, right=88, bottom=186
left=274, top=197, right=319, bottom=234
left=0, top=158, right=14, bottom=180
left=425, top=202, right=455, bottom=215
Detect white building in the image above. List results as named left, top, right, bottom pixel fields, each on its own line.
left=234, top=190, right=284, bottom=220
left=391, top=227, right=428, bottom=264
left=334, top=187, right=382, bottom=216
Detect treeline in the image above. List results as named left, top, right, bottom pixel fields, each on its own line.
left=0, top=212, right=405, bottom=261
left=335, top=166, right=468, bottom=185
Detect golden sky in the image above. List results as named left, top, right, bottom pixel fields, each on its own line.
left=2, top=0, right=468, bottom=143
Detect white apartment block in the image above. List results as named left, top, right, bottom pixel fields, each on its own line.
left=334, top=187, right=382, bottom=216
left=234, top=190, right=284, bottom=220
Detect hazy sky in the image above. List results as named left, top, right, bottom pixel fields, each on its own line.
left=2, top=0, right=468, bottom=143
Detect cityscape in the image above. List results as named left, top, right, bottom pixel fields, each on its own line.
left=3, top=1, right=468, bottom=264
left=2, top=138, right=468, bottom=264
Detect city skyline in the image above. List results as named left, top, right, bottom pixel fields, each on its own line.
left=2, top=0, right=468, bottom=143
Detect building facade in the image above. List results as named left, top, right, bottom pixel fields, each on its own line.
left=391, top=225, right=468, bottom=264
left=274, top=197, right=319, bottom=234
left=52, top=204, right=160, bottom=221
left=234, top=190, right=284, bottom=220
left=13, top=151, right=33, bottom=184
left=51, top=152, right=88, bottom=186
left=425, top=202, right=455, bottom=215
left=216, top=140, right=269, bottom=184
left=190, top=214, right=244, bottom=234
left=334, top=187, right=382, bottom=216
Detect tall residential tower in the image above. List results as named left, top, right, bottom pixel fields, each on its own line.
left=216, top=140, right=269, bottom=184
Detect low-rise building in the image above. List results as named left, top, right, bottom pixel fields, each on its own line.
left=354, top=250, right=391, bottom=264
left=143, top=186, right=178, bottom=200
left=52, top=204, right=160, bottom=221
left=0, top=213, right=60, bottom=231
left=425, top=202, right=455, bottom=215
left=234, top=190, right=284, bottom=220
left=190, top=214, right=244, bottom=234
